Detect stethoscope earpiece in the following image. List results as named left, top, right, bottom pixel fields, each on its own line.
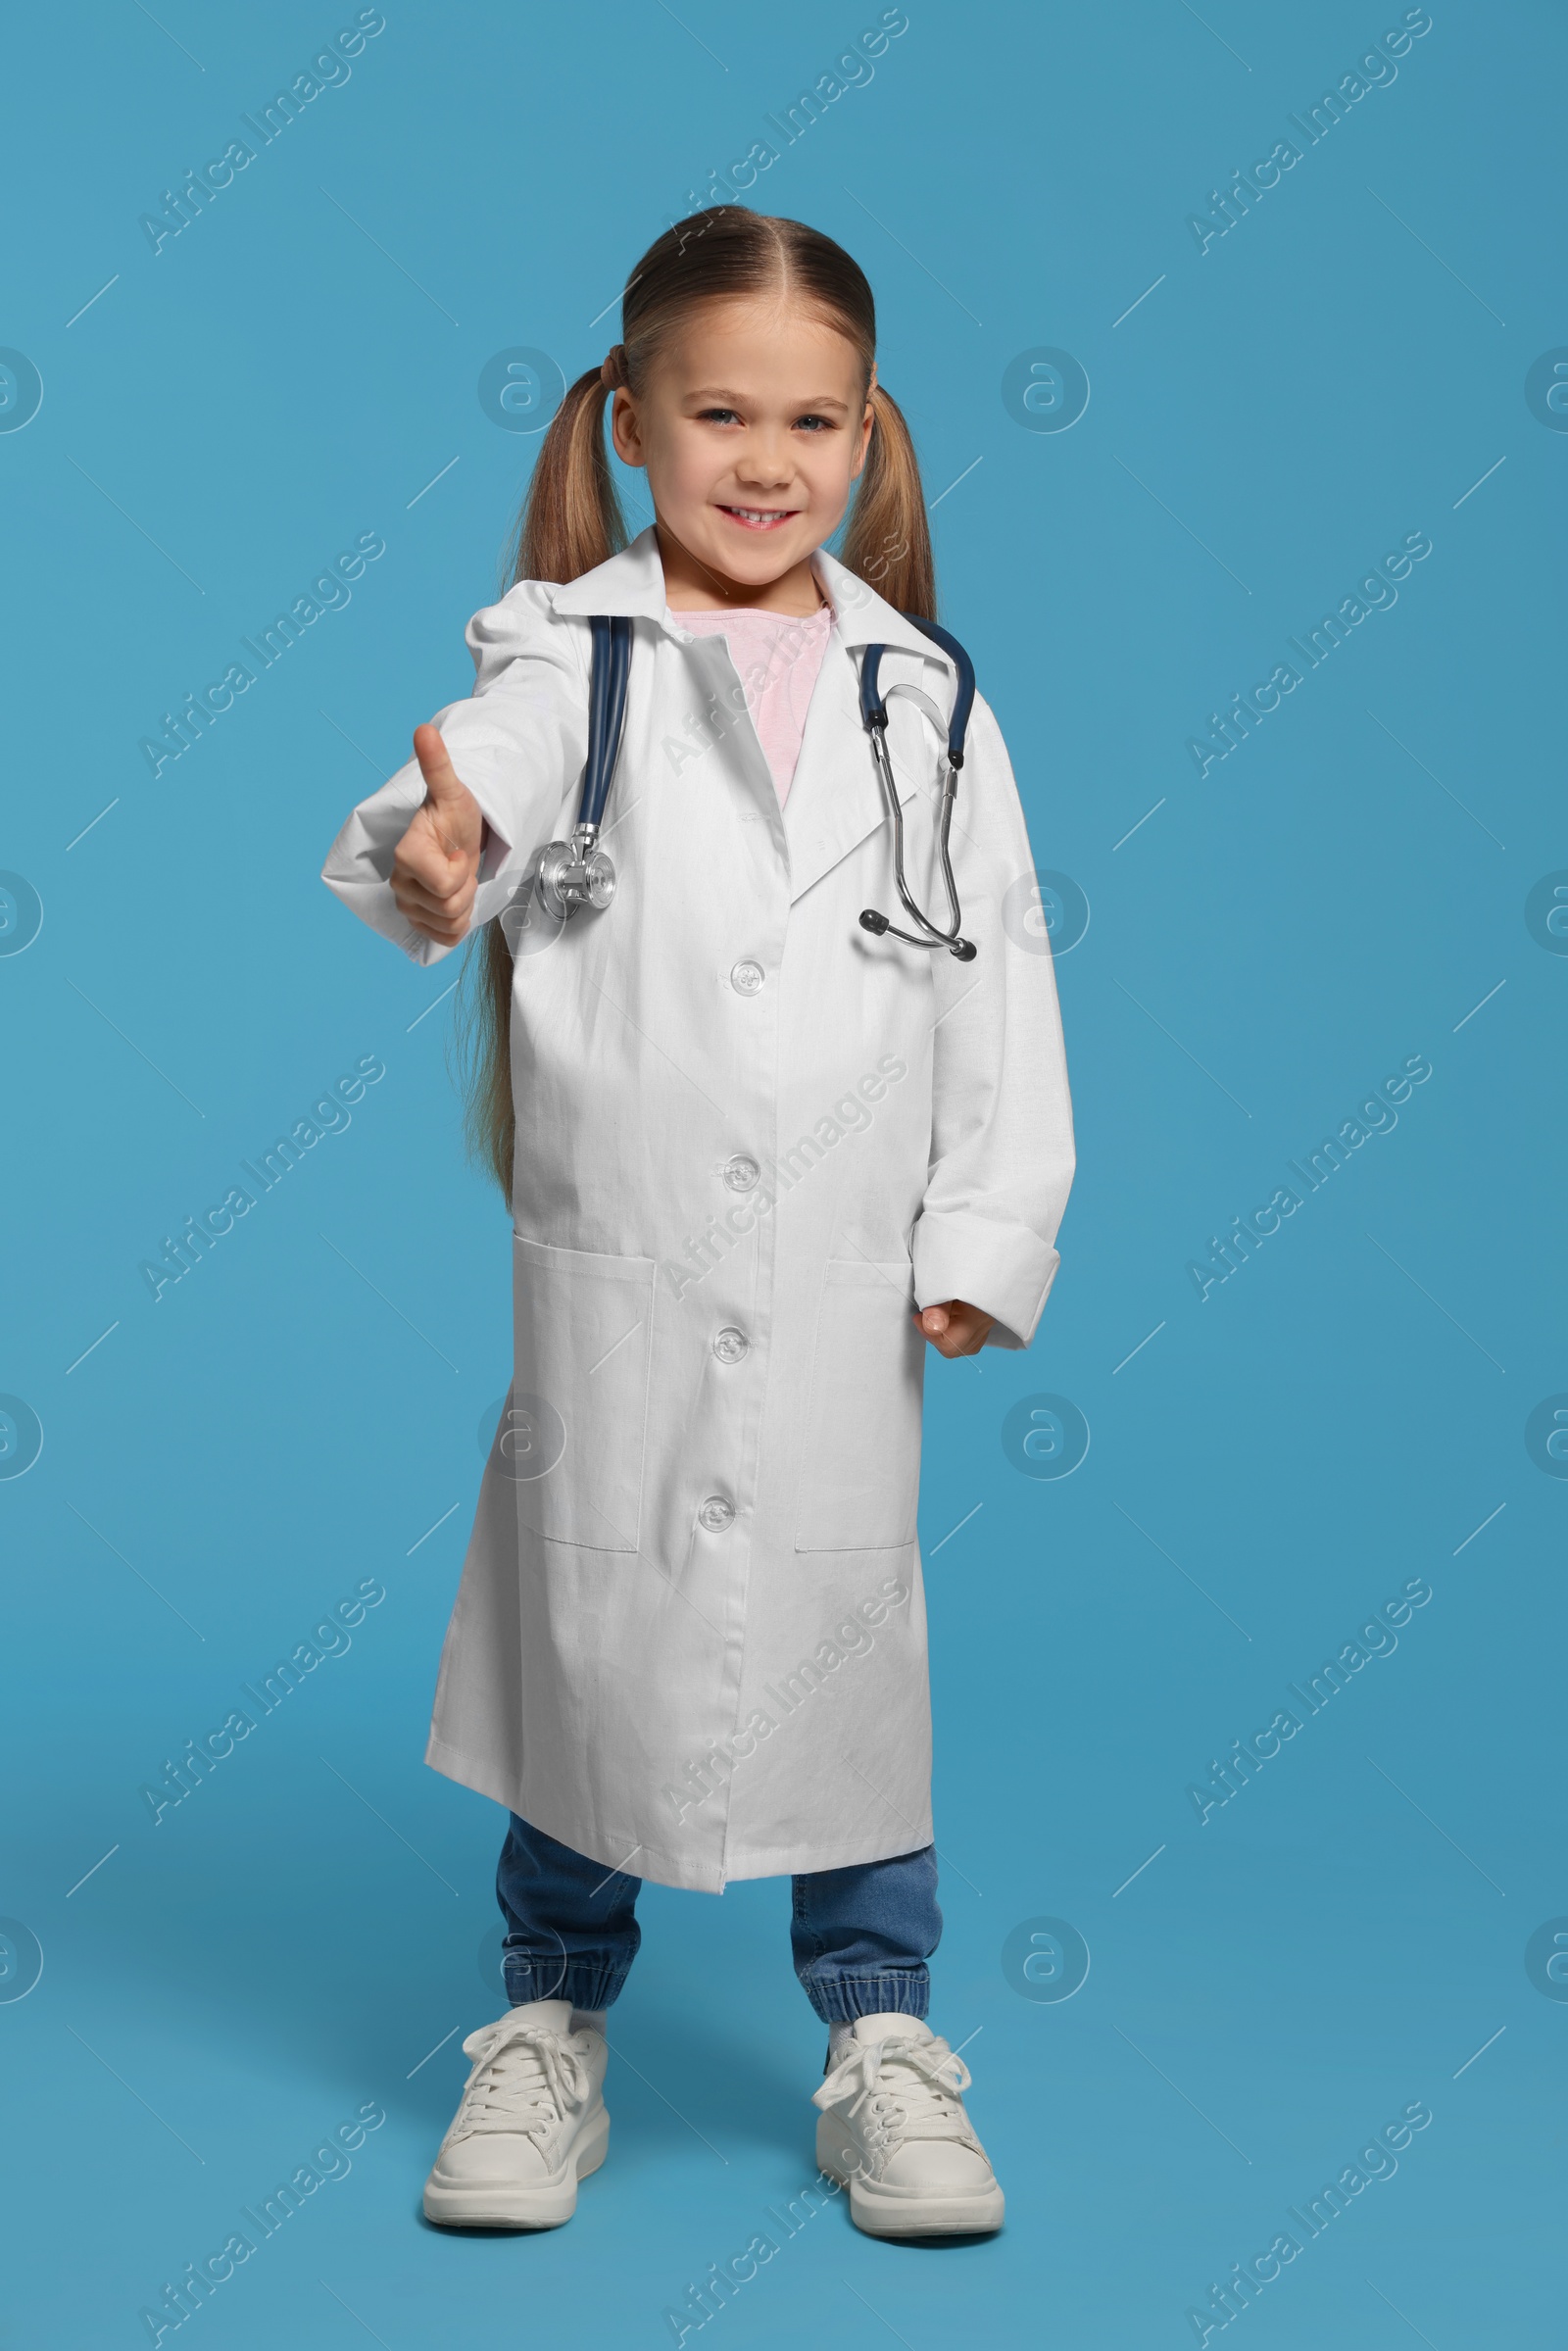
left=857, top=615, right=979, bottom=961
left=860, top=906, right=976, bottom=959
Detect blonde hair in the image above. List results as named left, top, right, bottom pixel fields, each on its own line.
left=457, top=207, right=938, bottom=1200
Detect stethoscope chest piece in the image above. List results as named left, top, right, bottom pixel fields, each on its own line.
left=535, top=826, right=616, bottom=919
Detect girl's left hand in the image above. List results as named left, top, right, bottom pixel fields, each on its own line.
left=914, top=1298, right=995, bottom=1357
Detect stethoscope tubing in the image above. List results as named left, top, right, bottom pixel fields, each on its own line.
left=858, top=616, right=978, bottom=959
left=578, top=613, right=633, bottom=832
left=863, top=722, right=968, bottom=955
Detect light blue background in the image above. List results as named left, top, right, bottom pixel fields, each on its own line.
left=2, top=3, right=1561, bottom=2344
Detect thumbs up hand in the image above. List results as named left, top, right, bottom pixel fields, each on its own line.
left=390, top=723, right=486, bottom=943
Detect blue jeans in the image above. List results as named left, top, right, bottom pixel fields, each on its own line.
left=496, top=1813, right=942, bottom=2025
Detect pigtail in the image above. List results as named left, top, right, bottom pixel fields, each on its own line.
left=504, top=367, right=627, bottom=591
left=841, top=383, right=937, bottom=621
left=460, top=920, right=519, bottom=1200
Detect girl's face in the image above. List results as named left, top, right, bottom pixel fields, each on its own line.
left=609, top=296, right=874, bottom=603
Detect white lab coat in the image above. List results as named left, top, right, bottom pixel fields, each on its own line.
left=321, top=527, right=1073, bottom=1891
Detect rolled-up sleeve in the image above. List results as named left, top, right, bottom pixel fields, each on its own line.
left=910, top=690, right=1076, bottom=1349
left=319, top=581, right=587, bottom=967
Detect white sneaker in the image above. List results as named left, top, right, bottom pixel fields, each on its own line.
left=422, top=1998, right=609, bottom=2229
left=812, top=2014, right=1004, bottom=2237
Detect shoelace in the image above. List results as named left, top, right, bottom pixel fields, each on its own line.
left=812, top=2033, right=975, bottom=2147
left=453, top=2016, right=590, bottom=2145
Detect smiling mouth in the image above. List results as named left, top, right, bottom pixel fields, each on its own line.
left=715, top=505, right=798, bottom=531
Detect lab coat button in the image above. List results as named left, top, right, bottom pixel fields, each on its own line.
left=721, top=1154, right=760, bottom=1192
left=712, top=1326, right=749, bottom=1364
left=730, top=959, right=764, bottom=995
left=698, top=1494, right=736, bottom=1532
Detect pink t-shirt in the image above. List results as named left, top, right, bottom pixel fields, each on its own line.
left=669, top=602, right=835, bottom=808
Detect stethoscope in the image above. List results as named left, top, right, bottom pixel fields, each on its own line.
left=535, top=610, right=978, bottom=960
left=534, top=614, right=631, bottom=922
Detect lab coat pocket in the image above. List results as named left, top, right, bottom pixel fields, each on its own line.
left=511, top=1234, right=656, bottom=1552
left=794, top=1258, right=924, bottom=1553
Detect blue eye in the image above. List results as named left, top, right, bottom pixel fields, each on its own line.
left=693, top=407, right=836, bottom=430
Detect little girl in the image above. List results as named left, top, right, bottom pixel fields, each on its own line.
left=322, top=207, right=1074, bottom=2239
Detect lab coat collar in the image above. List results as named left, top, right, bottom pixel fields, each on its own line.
left=547, top=526, right=672, bottom=621
left=549, top=527, right=957, bottom=675
left=549, top=526, right=949, bottom=907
